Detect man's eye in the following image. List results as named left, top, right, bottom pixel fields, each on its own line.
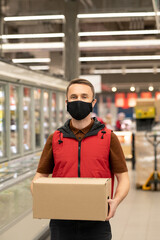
left=71, top=96, right=76, bottom=99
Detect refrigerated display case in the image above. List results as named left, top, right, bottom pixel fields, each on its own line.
left=51, top=92, right=57, bottom=131
left=0, top=86, right=5, bottom=159
left=10, top=85, right=19, bottom=156
left=43, top=91, right=49, bottom=144
left=34, top=89, right=41, bottom=148
left=23, top=87, right=31, bottom=152
left=59, top=93, right=65, bottom=127
left=0, top=153, right=40, bottom=231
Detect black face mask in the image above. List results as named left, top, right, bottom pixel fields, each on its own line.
left=67, top=100, right=93, bottom=120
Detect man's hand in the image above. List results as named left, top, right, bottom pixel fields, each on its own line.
left=30, top=172, right=49, bottom=196
left=106, top=198, right=119, bottom=220
left=106, top=172, right=130, bottom=220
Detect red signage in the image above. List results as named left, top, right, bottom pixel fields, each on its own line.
left=127, top=93, right=137, bottom=107
left=140, top=92, right=152, bottom=98
left=155, top=92, right=160, bottom=100
left=115, top=93, right=125, bottom=107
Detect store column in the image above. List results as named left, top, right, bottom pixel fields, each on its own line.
left=49, top=52, right=64, bottom=76
left=64, top=0, right=79, bottom=81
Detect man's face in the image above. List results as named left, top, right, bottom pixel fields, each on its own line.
left=67, top=84, right=93, bottom=102
left=66, top=83, right=97, bottom=107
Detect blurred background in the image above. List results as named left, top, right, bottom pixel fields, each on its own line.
left=0, top=0, right=160, bottom=239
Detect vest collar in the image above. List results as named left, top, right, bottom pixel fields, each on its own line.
left=57, top=117, right=105, bottom=139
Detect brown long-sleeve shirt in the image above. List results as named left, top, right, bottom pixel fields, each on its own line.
left=37, top=119, right=128, bottom=174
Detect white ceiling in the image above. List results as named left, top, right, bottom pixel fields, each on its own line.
left=1, top=0, right=160, bottom=93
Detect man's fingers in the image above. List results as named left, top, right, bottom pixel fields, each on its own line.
left=106, top=199, right=117, bottom=220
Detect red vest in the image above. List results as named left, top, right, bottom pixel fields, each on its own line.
left=52, top=127, right=114, bottom=197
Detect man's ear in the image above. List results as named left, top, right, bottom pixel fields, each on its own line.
left=92, top=99, right=97, bottom=107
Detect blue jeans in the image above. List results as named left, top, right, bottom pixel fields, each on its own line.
left=49, top=219, right=112, bottom=240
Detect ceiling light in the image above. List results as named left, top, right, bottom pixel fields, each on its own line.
left=1, top=33, right=64, bottom=39
left=79, top=29, right=160, bottom=37
left=12, top=58, right=51, bottom=63
left=94, top=69, right=122, bottom=74
left=0, top=30, right=158, bottom=40
left=112, top=87, right=117, bottom=92
left=130, top=86, right=135, bottom=92
left=3, top=12, right=159, bottom=22
left=2, top=42, right=64, bottom=51
left=78, top=12, right=157, bottom=19
left=29, top=66, right=50, bottom=70
left=79, top=55, right=160, bottom=62
left=4, top=15, right=65, bottom=22
left=148, top=85, right=154, bottom=91
left=92, top=68, right=159, bottom=74
left=79, top=39, right=160, bottom=48
left=3, top=39, right=160, bottom=51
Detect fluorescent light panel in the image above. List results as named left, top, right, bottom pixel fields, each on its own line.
left=2, top=42, right=64, bottom=50
left=0, top=30, right=158, bottom=40
left=79, top=55, right=160, bottom=62
left=4, top=15, right=64, bottom=21
left=93, top=68, right=160, bottom=74
left=29, top=65, right=50, bottom=70
left=79, top=29, right=160, bottom=36
left=3, top=39, right=160, bottom=50
left=78, top=12, right=159, bottom=18
left=12, top=58, right=51, bottom=63
left=3, top=12, right=159, bottom=22
left=79, top=39, right=160, bottom=47
left=1, top=33, right=64, bottom=39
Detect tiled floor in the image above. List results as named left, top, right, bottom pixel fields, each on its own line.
left=110, top=162, right=160, bottom=240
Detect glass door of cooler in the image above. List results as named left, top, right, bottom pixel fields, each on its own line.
left=43, top=91, right=49, bottom=144
left=10, top=85, right=19, bottom=156
left=23, top=87, right=31, bottom=152
left=51, top=92, right=57, bottom=131
left=34, top=89, right=41, bottom=148
left=59, top=93, right=65, bottom=127
left=0, top=85, right=5, bottom=160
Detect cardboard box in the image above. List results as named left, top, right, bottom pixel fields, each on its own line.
left=155, top=99, right=160, bottom=122
left=33, top=177, right=111, bottom=221
left=136, top=98, right=155, bottom=107
left=135, top=99, right=155, bottom=119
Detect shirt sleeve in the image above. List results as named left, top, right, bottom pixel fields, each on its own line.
left=37, top=133, right=54, bottom=174
left=109, top=132, right=128, bottom=174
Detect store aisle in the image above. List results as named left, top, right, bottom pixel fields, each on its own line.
left=110, top=162, right=160, bottom=240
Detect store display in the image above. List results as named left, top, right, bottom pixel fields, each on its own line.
left=10, top=85, right=19, bottom=156
left=135, top=99, right=155, bottom=131
left=114, top=131, right=132, bottom=159
left=135, top=99, right=155, bottom=119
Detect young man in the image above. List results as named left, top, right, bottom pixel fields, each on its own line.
left=31, top=78, right=130, bottom=240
